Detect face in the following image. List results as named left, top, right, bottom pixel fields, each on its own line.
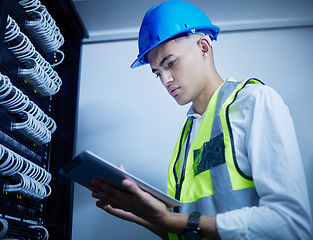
left=147, top=35, right=208, bottom=106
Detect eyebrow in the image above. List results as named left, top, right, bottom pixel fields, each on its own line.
left=152, top=54, right=173, bottom=73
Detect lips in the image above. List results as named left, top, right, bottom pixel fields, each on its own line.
left=168, top=86, right=180, bottom=97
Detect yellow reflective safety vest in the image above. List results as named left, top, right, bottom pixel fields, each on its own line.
left=167, top=78, right=263, bottom=240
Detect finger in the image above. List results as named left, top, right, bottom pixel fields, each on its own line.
left=121, top=179, right=146, bottom=199
left=90, top=180, right=113, bottom=196
left=121, top=179, right=167, bottom=212
left=91, top=181, right=130, bottom=209
left=101, top=204, right=144, bottom=224
left=89, top=185, right=104, bottom=199
left=91, top=191, right=101, bottom=199
left=91, top=178, right=105, bottom=186
left=96, top=200, right=108, bottom=209
left=118, top=164, right=126, bottom=172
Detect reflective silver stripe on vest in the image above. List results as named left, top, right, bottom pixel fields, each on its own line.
left=175, top=80, right=260, bottom=215
left=179, top=186, right=259, bottom=215
left=210, top=81, right=239, bottom=139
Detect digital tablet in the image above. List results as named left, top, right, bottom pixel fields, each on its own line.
left=59, top=150, right=181, bottom=208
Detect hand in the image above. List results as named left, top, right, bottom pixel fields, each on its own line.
left=90, top=165, right=144, bottom=223
left=89, top=165, right=170, bottom=230
left=89, top=165, right=219, bottom=239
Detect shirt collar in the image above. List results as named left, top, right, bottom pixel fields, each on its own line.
left=187, top=104, right=204, bottom=121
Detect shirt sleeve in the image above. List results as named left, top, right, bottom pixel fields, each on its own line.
left=216, top=84, right=313, bottom=240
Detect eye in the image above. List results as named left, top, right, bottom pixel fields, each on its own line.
left=168, top=60, right=176, bottom=67
left=155, top=72, right=161, bottom=79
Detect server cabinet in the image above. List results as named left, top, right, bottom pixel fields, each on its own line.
left=0, top=0, right=86, bottom=239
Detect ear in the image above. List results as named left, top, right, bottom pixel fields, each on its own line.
left=198, top=37, right=211, bottom=57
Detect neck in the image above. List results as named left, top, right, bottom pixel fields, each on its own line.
left=193, top=73, right=224, bottom=115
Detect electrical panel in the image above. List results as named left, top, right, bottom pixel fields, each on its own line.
left=0, top=0, right=86, bottom=239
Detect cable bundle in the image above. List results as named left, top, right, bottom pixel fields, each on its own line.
left=28, top=225, right=49, bottom=240
left=12, top=111, right=52, bottom=145
left=0, top=144, right=52, bottom=201
left=0, top=76, right=29, bottom=114
left=19, top=0, right=64, bottom=54
left=4, top=173, right=51, bottom=200
left=4, top=15, right=62, bottom=96
left=0, top=72, right=57, bottom=145
left=19, top=58, right=61, bottom=95
left=27, top=101, right=57, bottom=134
left=1, top=224, right=49, bottom=240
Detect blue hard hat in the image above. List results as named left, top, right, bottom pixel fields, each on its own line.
left=131, top=0, right=220, bottom=68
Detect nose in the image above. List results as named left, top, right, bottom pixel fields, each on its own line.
left=160, top=72, right=174, bottom=87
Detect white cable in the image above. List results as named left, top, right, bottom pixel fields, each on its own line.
left=4, top=173, right=51, bottom=200
left=0, top=154, right=23, bottom=177
left=50, top=50, right=65, bottom=67
left=0, top=86, right=30, bottom=113
left=4, top=15, right=20, bottom=42
left=0, top=149, right=15, bottom=174
left=0, top=144, right=51, bottom=184
left=12, top=111, right=52, bottom=145
left=19, top=59, right=57, bottom=96
left=19, top=0, right=41, bottom=12
left=0, top=218, right=8, bottom=239
left=5, top=15, right=62, bottom=96
left=20, top=0, right=64, bottom=54
left=0, top=72, right=57, bottom=141
left=29, top=225, right=49, bottom=240
left=0, top=144, right=52, bottom=201
left=0, top=74, right=13, bottom=100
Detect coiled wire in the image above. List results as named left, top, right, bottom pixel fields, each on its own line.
left=19, top=0, right=64, bottom=55
left=0, top=144, right=52, bottom=201
left=0, top=72, right=57, bottom=145
left=4, top=15, right=62, bottom=96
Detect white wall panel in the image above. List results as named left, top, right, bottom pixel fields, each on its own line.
left=72, top=0, right=313, bottom=42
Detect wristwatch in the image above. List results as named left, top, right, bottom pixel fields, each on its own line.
left=183, top=212, right=202, bottom=240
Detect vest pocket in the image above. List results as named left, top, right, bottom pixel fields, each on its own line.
left=193, top=133, right=225, bottom=176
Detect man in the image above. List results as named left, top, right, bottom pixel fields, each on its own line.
left=89, top=1, right=312, bottom=239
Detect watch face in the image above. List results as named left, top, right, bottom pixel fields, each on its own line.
left=184, top=230, right=202, bottom=240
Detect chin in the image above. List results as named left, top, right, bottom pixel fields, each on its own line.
left=175, top=98, right=191, bottom=106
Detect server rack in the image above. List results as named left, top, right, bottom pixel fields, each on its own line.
left=0, top=0, right=86, bottom=239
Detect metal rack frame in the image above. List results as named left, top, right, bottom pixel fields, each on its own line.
left=0, top=0, right=87, bottom=239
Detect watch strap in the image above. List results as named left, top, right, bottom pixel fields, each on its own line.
left=186, top=212, right=201, bottom=231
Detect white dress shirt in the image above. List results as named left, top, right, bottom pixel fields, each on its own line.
left=186, top=83, right=313, bottom=240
